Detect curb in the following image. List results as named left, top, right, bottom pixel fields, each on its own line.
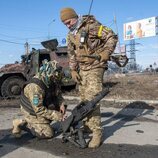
left=63, top=96, right=158, bottom=104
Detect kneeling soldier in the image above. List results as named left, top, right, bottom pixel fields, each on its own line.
left=12, top=60, right=66, bottom=139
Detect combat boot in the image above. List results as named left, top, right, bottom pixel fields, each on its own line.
left=88, top=129, right=102, bottom=148
left=12, top=119, right=26, bottom=138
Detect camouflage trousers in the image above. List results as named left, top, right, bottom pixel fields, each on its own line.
left=79, top=68, right=104, bottom=132
left=20, top=108, right=54, bottom=138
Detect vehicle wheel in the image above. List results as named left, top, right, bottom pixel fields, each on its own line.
left=1, top=76, right=25, bottom=98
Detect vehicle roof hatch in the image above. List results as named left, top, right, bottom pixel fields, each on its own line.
left=41, top=39, right=58, bottom=51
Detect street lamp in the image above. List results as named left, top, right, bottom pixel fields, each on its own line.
left=48, top=19, right=55, bottom=39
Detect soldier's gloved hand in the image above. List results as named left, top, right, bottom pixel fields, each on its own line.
left=52, top=111, right=63, bottom=121
left=60, top=104, right=66, bottom=114
left=98, top=52, right=110, bottom=62
left=71, top=70, right=82, bottom=84
left=60, top=104, right=68, bottom=121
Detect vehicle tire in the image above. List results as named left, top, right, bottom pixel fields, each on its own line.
left=1, top=76, right=25, bottom=98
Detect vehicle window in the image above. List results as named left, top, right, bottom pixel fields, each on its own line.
left=39, top=54, right=51, bottom=66
left=56, top=52, right=68, bottom=58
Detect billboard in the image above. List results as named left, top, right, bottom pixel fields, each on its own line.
left=124, top=17, right=157, bottom=40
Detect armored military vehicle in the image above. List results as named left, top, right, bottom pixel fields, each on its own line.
left=0, top=39, right=75, bottom=98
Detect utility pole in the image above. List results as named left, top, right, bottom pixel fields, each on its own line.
left=126, top=39, right=140, bottom=70
left=114, top=14, right=122, bottom=54
left=129, top=40, right=137, bottom=70
left=24, top=42, right=30, bottom=55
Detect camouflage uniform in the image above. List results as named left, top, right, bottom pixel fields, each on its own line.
left=12, top=60, right=64, bottom=138
left=66, top=15, right=118, bottom=147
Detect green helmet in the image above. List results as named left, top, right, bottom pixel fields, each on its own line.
left=38, top=59, right=62, bottom=87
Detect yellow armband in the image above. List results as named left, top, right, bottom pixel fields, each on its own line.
left=98, top=25, right=103, bottom=37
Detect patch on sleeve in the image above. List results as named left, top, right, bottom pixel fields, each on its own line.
left=33, top=94, right=39, bottom=106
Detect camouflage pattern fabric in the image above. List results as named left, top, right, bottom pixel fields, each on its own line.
left=79, top=68, right=104, bottom=132
left=12, top=60, right=64, bottom=138
left=19, top=80, right=64, bottom=138
left=26, top=122, right=54, bottom=138
left=20, top=112, right=54, bottom=138
left=65, top=14, right=118, bottom=147
left=18, top=115, right=54, bottom=138
left=38, top=60, right=62, bottom=88
left=23, top=82, right=63, bottom=121
left=67, top=15, right=118, bottom=71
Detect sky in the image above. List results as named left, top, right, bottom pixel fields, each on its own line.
left=0, top=0, right=158, bottom=69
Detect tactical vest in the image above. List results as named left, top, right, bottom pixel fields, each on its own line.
left=68, top=18, right=89, bottom=57
left=20, top=78, right=59, bottom=116
left=68, top=16, right=108, bottom=64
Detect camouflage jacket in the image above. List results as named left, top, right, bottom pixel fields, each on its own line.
left=21, top=78, right=64, bottom=122
left=67, top=15, right=118, bottom=71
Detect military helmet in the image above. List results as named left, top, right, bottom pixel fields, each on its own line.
left=38, top=59, right=62, bottom=87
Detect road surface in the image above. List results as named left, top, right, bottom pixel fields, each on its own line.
left=0, top=101, right=158, bottom=158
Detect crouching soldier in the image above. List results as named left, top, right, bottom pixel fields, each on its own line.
left=12, top=60, right=66, bottom=139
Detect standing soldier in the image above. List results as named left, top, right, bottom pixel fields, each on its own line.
left=60, top=7, right=118, bottom=148
left=12, top=60, right=66, bottom=139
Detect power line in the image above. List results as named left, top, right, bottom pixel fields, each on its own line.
left=0, top=33, right=66, bottom=41
left=0, top=39, right=24, bottom=45
left=0, top=39, right=41, bottom=46
left=104, top=20, right=115, bottom=26
left=0, top=33, right=47, bottom=40
left=0, top=23, right=46, bottom=32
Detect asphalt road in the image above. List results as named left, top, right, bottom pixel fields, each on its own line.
left=0, top=102, right=158, bottom=158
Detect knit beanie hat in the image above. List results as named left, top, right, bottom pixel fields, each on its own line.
left=60, top=8, right=78, bottom=22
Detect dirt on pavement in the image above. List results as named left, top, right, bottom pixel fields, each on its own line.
left=103, top=73, right=158, bottom=100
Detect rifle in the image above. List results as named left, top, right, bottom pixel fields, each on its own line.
left=80, top=53, right=128, bottom=67
left=61, top=88, right=109, bottom=148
